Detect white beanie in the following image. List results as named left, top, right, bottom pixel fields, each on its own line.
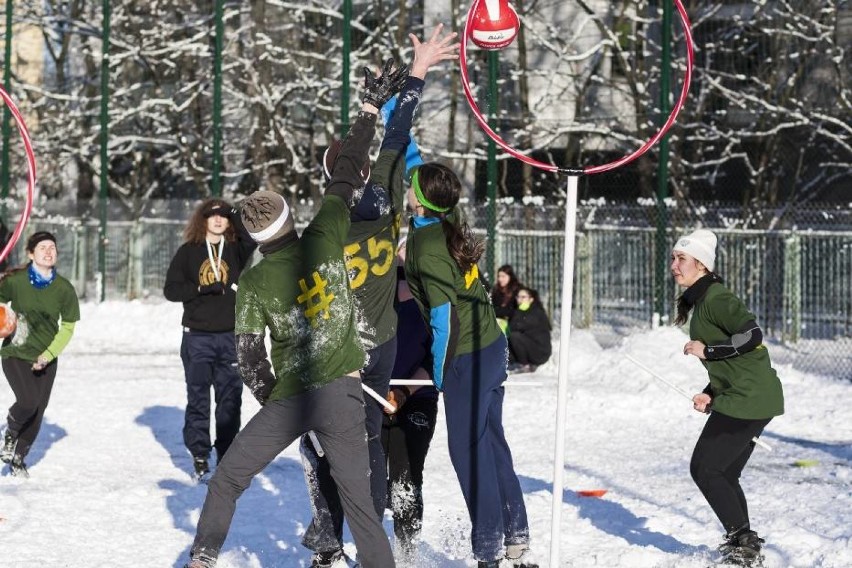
left=673, top=229, right=717, bottom=272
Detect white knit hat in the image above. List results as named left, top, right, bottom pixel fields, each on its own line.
left=673, top=229, right=717, bottom=271
left=240, top=191, right=295, bottom=243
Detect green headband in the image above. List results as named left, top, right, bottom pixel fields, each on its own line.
left=412, top=168, right=451, bottom=213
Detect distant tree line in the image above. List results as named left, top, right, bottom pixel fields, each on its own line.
left=2, top=0, right=849, bottom=220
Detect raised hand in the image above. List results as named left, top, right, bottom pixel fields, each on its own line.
left=362, top=58, right=410, bottom=110
left=409, top=23, right=460, bottom=79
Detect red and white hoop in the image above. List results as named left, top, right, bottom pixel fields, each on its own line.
left=0, top=86, right=36, bottom=264
left=460, top=0, right=695, bottom=175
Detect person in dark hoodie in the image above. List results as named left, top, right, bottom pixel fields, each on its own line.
left=507, top=287, right=551, bottom=373
left=672, top=228, right=783, bottom=568
left=183, top=60, right=407, bottom=568
left=163, top=198, right=257, bottom=479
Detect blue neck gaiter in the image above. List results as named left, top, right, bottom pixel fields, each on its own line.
left=28, top=264, right=56, bottom=289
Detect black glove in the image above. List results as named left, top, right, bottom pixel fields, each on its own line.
left=199, top=281, right=226, bottom=295
left=362, top=58, right=410, bottom=109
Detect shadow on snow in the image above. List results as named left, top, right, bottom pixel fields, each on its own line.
left=518, top=473, right=706, bottom=556
left=136, top=404, right=315, bottom=567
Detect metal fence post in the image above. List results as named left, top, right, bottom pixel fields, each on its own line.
left=71, top=223, right=85, bottom=296
left=576, top=232, right=593, bottom=327
left=98, top=0, right=111, bottom=302
left=783, top=232, right=801, bottom=343
left=211, top=0, right=224, bottom=197
left=128, top=219, right=144, bottom=299
left=1, top=0, right=13, bottom=219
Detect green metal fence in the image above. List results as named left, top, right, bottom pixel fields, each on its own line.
left=6, top=203, right=850, bottom=379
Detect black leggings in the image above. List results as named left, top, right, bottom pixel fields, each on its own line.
left=690, top=411, right=771, bottom=534
left=3, top=356, right=58, bottom=459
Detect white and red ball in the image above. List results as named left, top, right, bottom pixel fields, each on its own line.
left=0, top=303, right=16, bottom=339
left=469, top=0, right=521, bottom=50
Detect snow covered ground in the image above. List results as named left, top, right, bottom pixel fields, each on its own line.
left=1, top=301, right=849, bottom=568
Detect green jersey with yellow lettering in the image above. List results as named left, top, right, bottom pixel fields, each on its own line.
left=236, top=195, right=365, bottom=400
left=344, top=76, right=423, bottom=349
left=404, top=212, right=502, bottom=356
left=345, top=148, right=404, bottom=349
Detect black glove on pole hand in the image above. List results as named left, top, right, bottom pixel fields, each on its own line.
left=362, top=58, right=410, bottom=109
left=199, top=282, right=226, bottom=295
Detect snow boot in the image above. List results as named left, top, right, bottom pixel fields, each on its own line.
left=193, top=456, right=210, bottom=480
left=1, top=430, right=16, bottom=463
left=311, top=549, right=346, bottom=568
left=184, top=548, right=217, bottom=568
left=717, top=528, right=765, bottom=566
left=9, top=454, right=28, bottom=478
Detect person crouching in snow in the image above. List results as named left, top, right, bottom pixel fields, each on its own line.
left=672, top=228, right=784, bottom=567
left=506, top=287, right=551, bottom=373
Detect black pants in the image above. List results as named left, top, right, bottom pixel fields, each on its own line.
left=300, top=337, right=397, bottom=553
left=508, top=333, right=550, bottom=366
left=690, top=411, right=771, bottom=534
left=180, top=330, right=243, bottom=462
left=3, top=356, right=58, bottom=459
left=381, top=395, right=438, bottom=547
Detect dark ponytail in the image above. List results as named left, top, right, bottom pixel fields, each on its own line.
left=442, top=216, right=484, bottom=275
left=674, top=295, right=691, bottom=326
left=416, top=163, right=484, bottom=274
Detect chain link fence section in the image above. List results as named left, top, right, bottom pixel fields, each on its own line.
left=4, top=199, right=849, bottom=378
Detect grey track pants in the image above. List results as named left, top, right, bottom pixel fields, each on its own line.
left=189, top=375, right=395, bottom=568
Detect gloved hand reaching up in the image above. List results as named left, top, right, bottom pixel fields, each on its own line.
left=362, top=58, right=410, bottom=110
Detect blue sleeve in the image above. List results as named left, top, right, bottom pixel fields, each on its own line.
left=380, top=77, right=424, bottom=156
left=428, top=302, right=459, bottom=391
left=404, top=137, right=424, bottom=173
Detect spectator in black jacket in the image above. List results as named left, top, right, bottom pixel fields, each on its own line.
left=163, top=199, right=257, bottom=480
left=507, top=287, right=552, bottom=373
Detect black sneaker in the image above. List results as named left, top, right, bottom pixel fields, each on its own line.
left=1, top=430, right=16, bottom=463
left=9, top=454, right=28, bottom=478
left=477, top=562, right=500, bottom=568
left=311, top=549, right=344, bottom=568
left=193, top=456, right=210, bottom=479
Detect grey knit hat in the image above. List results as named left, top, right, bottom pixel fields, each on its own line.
left=240, top=191, right=295, bottom=243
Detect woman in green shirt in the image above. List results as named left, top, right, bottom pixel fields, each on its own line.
left=0, top=232, right=80, bottom=477
left=405, top=163, right=534, bottom=568
left=672, top=228, right=783, bottom=567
